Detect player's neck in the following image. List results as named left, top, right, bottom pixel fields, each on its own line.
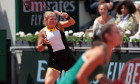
left=106, top=44, right=114, bottom=63
left=47, top=25, right=55, bottom=30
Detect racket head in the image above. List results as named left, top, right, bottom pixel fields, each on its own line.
left=118, top=58, right=140, bottom=84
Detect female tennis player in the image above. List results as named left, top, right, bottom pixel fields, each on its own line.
left=57, top=23, right=123, bottom=84
left=38, top=11, right=76, bottom=84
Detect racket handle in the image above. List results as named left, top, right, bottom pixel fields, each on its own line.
left=54, top=10, right=62, bottom=16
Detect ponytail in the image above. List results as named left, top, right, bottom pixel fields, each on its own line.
left=92, top=23, right=115, bottom=47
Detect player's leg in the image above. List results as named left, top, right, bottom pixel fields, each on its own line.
left=45, top=68, right=60, bottom=84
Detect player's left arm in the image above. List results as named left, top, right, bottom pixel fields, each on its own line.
left=57, top=12, right=75, bottom=31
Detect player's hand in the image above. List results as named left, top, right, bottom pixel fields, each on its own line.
left=53, top=11, right=69, bottom=19
left=61, top=12, right=69, bottom=19
left=43, top=35, right=49, bottom=44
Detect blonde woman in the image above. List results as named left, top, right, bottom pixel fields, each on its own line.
left=93, top=3, right=115, bottom=36
left=38, top=11, right=76, bottom=84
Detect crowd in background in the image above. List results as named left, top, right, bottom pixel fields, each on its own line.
left=84, top=0, right=140, bottom=37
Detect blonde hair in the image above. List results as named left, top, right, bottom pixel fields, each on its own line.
left=43, top=11, right=56, bottom=26
left=98, top=3, right=108, bottom=10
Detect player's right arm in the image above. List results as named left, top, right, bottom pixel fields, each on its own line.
left=38, top=28, right=48, bottom=52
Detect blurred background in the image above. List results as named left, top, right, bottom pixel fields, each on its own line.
left=0, top=0, right=140, bottom=84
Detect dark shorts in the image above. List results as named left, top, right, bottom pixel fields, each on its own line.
left=48, top=49, right=76, bottom=72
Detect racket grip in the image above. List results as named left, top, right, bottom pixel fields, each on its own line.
left=54, top=10, right=62, bottom=16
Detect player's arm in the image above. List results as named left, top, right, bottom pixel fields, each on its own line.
left=57, top=12, right=75, bottom=31
left=76, top=47, right=105, bottom=84
left=38, top=29, right=49, bottom=52
left=95, top=73, right=112, bottom=84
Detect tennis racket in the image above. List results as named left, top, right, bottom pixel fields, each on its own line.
left=23, top=0, right=62, bottom=16
left=112, top=58, right=140, bottom=84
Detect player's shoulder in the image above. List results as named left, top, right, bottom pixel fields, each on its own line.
left=91, top=46, right=105, bottom=56
left=38, top=27, right=46, bottom=36
left=40, top=27, right=46, bottom=33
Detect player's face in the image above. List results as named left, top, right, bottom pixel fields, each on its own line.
left=47, top=14, right=57, bottom=27
left=121, top=5, right=129, bottom=17
left=99, top=5, right=108, bottom=15
left=108, top=25, right=123, bottom=47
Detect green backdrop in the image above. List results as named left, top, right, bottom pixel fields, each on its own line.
left=0, top=30, right=6, bottom=81
left=16, top=0, right=79, bottom=33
